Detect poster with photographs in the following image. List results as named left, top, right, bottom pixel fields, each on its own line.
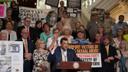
left=0, top=56, right=11, bottom=72
left=45, top=0, right=59, bottom=7
left=19, top=6, right=51, bottom=26
left=67, top=0, right=81, bottom=9
left=0, top=41, right=23, bottom=72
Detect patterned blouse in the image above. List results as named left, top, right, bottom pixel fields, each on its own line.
left=32, top=49, right=50, bottom=72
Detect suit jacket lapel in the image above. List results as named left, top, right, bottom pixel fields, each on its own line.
left=104, top=45, right=110, bottom=57
left=67, top=49, right=70, bottom=61
left=57, top=47, right=62, bottom=63
left=103, top=45, right=108, bottom=57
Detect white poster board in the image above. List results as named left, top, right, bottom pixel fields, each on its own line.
left=69, top=44, right=102, bottom=68
left=19, top=6, right=51, bottom=26
left=77, top=53, right=102, bottom=67
left=0, top=41, right=23, bottom=72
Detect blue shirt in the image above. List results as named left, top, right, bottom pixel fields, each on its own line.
left=40, top=32, right=53, bottom=43
left=72, top=38, right=91, bottom=45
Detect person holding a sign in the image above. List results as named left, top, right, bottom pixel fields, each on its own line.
left=100, top=35, right=119, bottom=72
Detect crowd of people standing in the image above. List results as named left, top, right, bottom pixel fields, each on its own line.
left=0, top=1, right=128, bottom=72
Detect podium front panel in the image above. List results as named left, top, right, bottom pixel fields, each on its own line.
left=57, top=62, right=92, bottom=70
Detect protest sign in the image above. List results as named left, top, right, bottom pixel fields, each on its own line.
left=0, top=4, right=6, bottom=18
left=0, top=41, right=23, bottom=72
left=69, top=44, right=102, bottom=67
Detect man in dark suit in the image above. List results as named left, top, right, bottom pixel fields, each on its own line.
left=48, top=37, right=80, bottom=72
left=17, top=28, right=35, bottom=72
left=99, top=35, right=119, bottom=72
left=17, top=17, right=36, bottom=41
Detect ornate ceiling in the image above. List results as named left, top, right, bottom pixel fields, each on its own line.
left=110, top=1, right=128, bottom=22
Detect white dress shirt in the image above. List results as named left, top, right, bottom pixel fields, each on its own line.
left=61, top=48, right=67, bottom=61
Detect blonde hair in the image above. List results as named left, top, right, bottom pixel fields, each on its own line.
left=35, top=39, right=45, bottom=49
left=62, top=27, right=72, bottom=35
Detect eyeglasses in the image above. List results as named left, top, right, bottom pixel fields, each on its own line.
left=54, top=32, right=59, bottom=34
left=25, top=20, right=31, bottom=22
left=39, top=43, right=45, bottom=45
left=117, top=30, right=123, bottom=32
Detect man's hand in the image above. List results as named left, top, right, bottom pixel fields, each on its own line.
left=108, top=56, right=114, bottom=60
left=104, top=58, right=110, bottom=63
left=39, top=64, right=47, bottom=72
left=24, top=53, right=32, bottom=60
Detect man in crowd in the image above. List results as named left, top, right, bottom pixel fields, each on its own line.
left=17, top=28, right=35, bottom=72
left=17, top=17, right=36, bottom=41
left=87, top=14, right=102, bottom=42
left=48, top=37, right=80, bottom=72
left=112, top=15, right=128, bottom=37
left=103, top=12, right=114, bottom=35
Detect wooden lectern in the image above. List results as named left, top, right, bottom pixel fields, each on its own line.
left=57, top=62, right=92, bottom=72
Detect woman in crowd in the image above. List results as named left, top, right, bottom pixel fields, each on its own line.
left=97, top=26, right=105, bottom=38
left=72, top=31, right=91, bottom=45
left=10, top=1, right=20, bottom=30
left=113, top=28, right=125, bottom=49
left=55, top=21, right=64, bottom=35
left=118, top=41, right=128, bottom=72
left=33, top=39, right=50, bottom=72
left=2, top=8, right=14, bottom=29
left=93, top=33, right=102, bottom=44
left=58, top=27, right=73, bottom=46
left=79, top=25, right=90, bottom=40
left=47, top=28, right=60, bottom=54
left=94, top=26, right=105, bottom=43
left=123, top=25, right=128, bottom=42
left=1, top=21, right=17, bottom=41
left=100, top=35, right=118, bottom=72
left=35, top=20, right=42, bottom=39
left=40, top=23, right=53, bottom=43
left=72, top=21, right=81, bottom=38
left=72, top=22, right=90, bottom=39
left=112, top=28, right=126, bottom=72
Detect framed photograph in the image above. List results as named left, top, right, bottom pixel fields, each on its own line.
left=70, top=12, right=77, bottom=17
left=67, top=0, right=81, bottom=9
left=73, top=8, right=77, bottom=13
left=45, top=0, right=59, bottom=7
left=9, top=44, right=20, bottom=53
left=67, top=8, right=73, bottom=13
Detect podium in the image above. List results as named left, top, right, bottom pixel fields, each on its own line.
left=57, top=62, right=92, bottom=72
